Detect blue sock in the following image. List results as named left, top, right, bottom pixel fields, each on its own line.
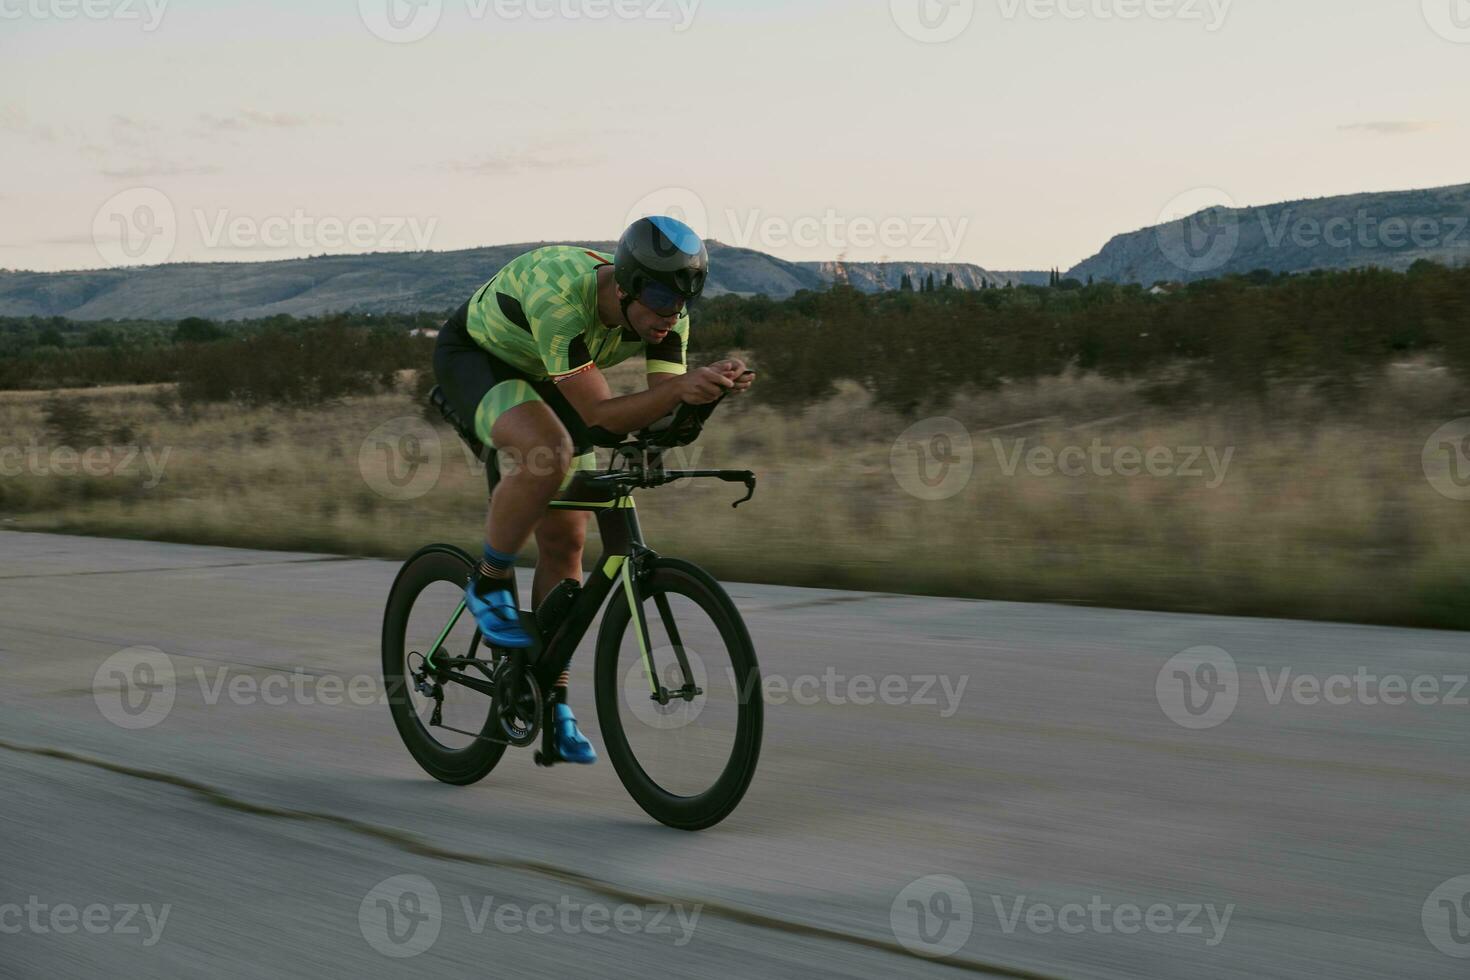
left=474, top=544, right=517, bottom=592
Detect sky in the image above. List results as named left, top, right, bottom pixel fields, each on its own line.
left=2, top=0, right=1468, bottom=273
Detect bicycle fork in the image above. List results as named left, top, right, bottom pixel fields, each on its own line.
left=611, top=552, right=702, bottom=707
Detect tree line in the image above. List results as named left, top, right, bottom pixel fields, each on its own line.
left=1, top=261, right=1466, bottom=408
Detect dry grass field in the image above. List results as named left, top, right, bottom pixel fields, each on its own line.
left=2, top=361, right=1467, bottom=629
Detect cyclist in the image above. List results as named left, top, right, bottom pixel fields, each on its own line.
left=432, top=216, right=756, bottom=764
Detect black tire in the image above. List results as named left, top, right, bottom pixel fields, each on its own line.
left=382, top=545, right=507, bottom=785
left=594, top=558, right=763, bottom=830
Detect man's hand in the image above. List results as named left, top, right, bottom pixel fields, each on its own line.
left=677, top=366, right=736, bottom=405
left=709, top=358, right=757, bottom=395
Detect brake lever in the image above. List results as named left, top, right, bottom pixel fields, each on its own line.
left=721, top=472, right=756, bottom=508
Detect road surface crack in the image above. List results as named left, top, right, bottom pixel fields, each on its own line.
left=0, top=737, right=1067, bottom=979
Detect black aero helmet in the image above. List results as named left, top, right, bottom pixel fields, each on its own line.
left=614, top=216, right=709, bottom=309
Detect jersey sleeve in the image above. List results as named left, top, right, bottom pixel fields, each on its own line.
left=646, top=312, right=689, bottom=376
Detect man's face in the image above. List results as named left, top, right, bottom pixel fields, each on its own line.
left=623, top=291, right=683, bottom=344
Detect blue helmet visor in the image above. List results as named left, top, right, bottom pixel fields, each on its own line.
left=637, top=280, right=688, bottom=317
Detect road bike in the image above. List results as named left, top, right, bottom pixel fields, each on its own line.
left=381, top=384, right=763, bottom=830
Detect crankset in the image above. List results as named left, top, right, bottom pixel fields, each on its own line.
left=493, top=659, right=543, bottom=747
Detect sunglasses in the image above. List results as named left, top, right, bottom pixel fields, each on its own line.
left=636, top=281, right=688, bottom=318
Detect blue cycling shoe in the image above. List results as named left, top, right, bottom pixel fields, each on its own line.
left=464, top=578, right=535, bottom=649
left=554, top=703, right=598, bottom=764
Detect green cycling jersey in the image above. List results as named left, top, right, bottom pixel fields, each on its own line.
left=464, top=245, right=689, bottom=381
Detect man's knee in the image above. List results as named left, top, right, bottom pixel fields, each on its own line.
left=536, top=524, right=586, bottom=566
left=494, top=414, right=575, bottom=489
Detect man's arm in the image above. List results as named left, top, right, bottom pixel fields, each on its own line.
left=558, top=364, right=733, bottom=435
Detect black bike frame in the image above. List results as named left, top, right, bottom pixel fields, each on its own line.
left=423, top=475, right=709, bottom=711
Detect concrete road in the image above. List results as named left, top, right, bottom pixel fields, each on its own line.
left=1, top=530, right=1467, bottom=979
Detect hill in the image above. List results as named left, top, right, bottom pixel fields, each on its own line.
left=0, top=243, right=1010, bottom=321
left=1068, top=182, right=1470, bottom=284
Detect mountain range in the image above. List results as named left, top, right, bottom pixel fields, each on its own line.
left=5, top=180, right=1467, bottom=321
left=0, top=243, right=1016, bottom=322
left=1067, top=182, right=1470, bottom=285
